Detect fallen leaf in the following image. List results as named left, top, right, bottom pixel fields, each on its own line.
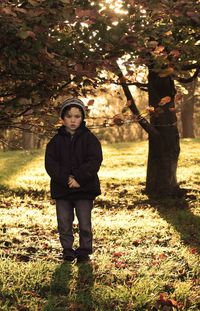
left=158, top=253, right=168, bottom=260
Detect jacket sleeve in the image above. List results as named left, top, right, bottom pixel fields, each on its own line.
left=45, top=137, right=69, bottom=187
left=72, top=135, right=103, bottom=186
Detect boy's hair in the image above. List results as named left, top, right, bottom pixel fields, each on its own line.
left=60, top=98, right=86, bottom=120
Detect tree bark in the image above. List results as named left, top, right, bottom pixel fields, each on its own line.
left=117, top=66, right=183, bottom=198
left=146, top=70, right=181, bottom=198
left=22, top=122, right=34, bottom=150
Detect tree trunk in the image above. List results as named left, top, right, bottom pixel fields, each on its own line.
left=181, top=80, right=196, bottom=138
left=146, top=70, right=181, bottom=198
left=22, top=123, right=34, bottom=150
left=117, top=66, right=183, bottom=198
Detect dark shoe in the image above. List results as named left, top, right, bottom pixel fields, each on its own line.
left=76, top=255, right=90, bottom=263
left=63, top=255, right=75, bottom=262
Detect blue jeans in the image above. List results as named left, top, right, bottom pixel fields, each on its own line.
left=56, top=199, right=93, bottom=257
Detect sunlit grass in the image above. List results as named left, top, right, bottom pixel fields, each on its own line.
left=0, top=150, right=48, bottom=191
left=0, top=138, right=199, bottom=310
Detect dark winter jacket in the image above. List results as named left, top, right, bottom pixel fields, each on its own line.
left=45, top=123, right=103, bottom=200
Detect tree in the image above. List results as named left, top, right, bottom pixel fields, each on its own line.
left=1, top=0, right=200, bottom=197
left=61, top=0, right=200, bottom=197
left=180, top=79, right=198, bottom=138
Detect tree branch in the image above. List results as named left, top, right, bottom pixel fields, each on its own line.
left=113, top=80, right=148, bottom=91
left=176, top=68, right=200, bottom=83
left=115, top=65, right=159, bottom=137
left=181, top=63, right=200, bottom=71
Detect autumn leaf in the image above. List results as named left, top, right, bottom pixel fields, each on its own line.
left=121, top=106, right=129, bottom=114
left=175, top=94, right=183, bottom=102
left=17, top=30, right=36, bottom=40
left=169, top=299, right=178, bottom=306
left=159, top=67, right=174, bottom=77
left=147, top=41, right=158, bottom=48
left=30, top=8, right=45, bottom=17
left=87, top=99, right=95, bottom=106
left=159, top=292, right=168, bottom=301
left=68, top=303, right=84, bottom=310
left=190, top=247, right=198, bottom=254
left=23, top=291, right=39, bottom=297
left=158, top=253, right=168, bottom=260
left=60, top=0, right=71, bottom=3
left=170, top=50, right=181, bottom=59
left=43, top=243, right=49, bottom=249
left=132, top=239, right=141, bottom=247
left=28, top=0, right=39, bottom=6
left=127, top=100, right=133, bottom=106
left=104, top=43, right=114, bottom=52
left=84, top=19, right=96, bottom=26
left=112, top=252, right=123, bottom=257
left=18, top=98, right=31, bottom=105
left=158, top=293, right=180, bottom=308
left=75, top=8, right=97, bottom=19
left=158, top=96, right=171, bottom=106
left=146, top=106, right=155, bottom=113
left=128, top=0, right=135, bottom=7
left=126, top=70, right=134, bottom=76
left=186, top=10, right=197, bottom=18
left=164, top=30, right=173, bottom=36
left=154, top=45, right=165, bottom=54
left=14, top=7, right=27, bottom=14
left=0, top=7, right=17, bottom=17
left=74, top=63, right=83, bottom=73
left=113, top=115, right=124, bottom=126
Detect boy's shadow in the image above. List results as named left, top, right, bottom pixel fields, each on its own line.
left=43, top=262, right=72, bottom=311
left=144, top=192, right=200, bottom=253
left=75, top=262, right=94, bottom=310
left=43, top=261, right=94, bottom=311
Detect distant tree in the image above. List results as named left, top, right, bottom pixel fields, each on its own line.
left=180, top=79, right=198, bottom=138
left=0, top=0, right=199, bottom=197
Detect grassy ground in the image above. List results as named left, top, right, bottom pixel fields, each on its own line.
left=0, top=139, right=199, bottom=311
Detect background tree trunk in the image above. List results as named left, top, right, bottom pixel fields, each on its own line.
left=181, top=80, right=197, bottom=138
left=146, top=70, right=181, bottom=198
left=22, top=122, right=34, bottom=150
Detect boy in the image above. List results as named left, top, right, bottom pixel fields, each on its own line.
left=45, top=98, right=103, bottom=262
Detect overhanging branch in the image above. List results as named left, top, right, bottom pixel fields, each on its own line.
left=115, top=64, right=159, bottom=137
left=181, top=63, right=200, bottom=71
left=176, top=68, right=200, bottom=83
left=113, top=80, right=148, bottom=91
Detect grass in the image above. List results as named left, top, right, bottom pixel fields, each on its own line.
left=0, top=138, right=200, bottom=310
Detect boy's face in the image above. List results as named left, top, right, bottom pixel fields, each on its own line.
left=63, top=107, right=83, bottom=134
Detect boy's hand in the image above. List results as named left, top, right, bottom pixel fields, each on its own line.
left=68, top=176, right=80, bottom=188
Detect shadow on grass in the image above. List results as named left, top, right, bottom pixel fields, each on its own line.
left=146, top=193, right=200, bottom=254
left=0, top=184, right=47, bottom=199
left=43, top=262, right=72, bottom=311
left=43, top=261, right=94, bottom=311
left=74, top=262, right=94, bottom=310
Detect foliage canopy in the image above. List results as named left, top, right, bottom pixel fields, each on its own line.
left=0, top=0, right=199, bottom=128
